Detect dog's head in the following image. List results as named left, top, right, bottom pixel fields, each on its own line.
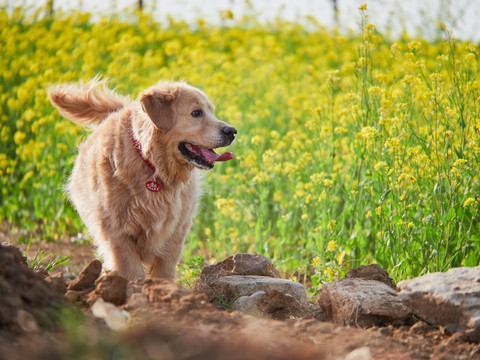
left=139, top=82, right=236, bottom=170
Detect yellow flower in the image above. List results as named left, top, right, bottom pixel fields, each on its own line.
left=20, top=170, right=34, bottom=188
left=251, top=135, right=263, bottom=145
left=327, top=220, right=336, bottom=232
left=14, top=131, right=26, bottom=145
left=408, top=41, right=421, bottom=51
left=327, top=240, right=337, bottom=251
left=273, top=190, right=282, bottom=202
left=323, top=266, right=334, bottom=277
left=323, top=179, right=333, bottom=187
left=334, top=126, right=348, bottom=134
left=463, top=198, right=476, bottom=207
left=360, top=126, right=378, bottom=140
left=368, top=86, right=382, bottom=96
left=311, top=256, right=320, bottom=267
left=374, top=161, right=387, bottom=172
left=358, top=4, right=368, bottom=11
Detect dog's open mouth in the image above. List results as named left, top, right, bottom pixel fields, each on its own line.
left=179, top=142, right=234, bottom=170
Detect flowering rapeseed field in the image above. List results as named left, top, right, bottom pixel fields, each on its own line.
left=1, top=4, right=479, bottom=285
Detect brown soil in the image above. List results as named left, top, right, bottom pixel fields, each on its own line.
left=1, top=240, right=479, bottom=360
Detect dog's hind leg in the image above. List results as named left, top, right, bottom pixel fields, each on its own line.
left=147, top=223, right=189, bottom=280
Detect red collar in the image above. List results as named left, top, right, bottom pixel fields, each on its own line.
left=130, top=130, right=162, bottom=192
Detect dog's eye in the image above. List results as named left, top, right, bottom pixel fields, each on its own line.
left=191, top=109, right=203, bottom=118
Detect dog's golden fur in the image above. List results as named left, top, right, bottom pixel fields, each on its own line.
left=48, top=78, right=235, bottom=280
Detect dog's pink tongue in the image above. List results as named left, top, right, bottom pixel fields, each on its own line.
left=199, top=148, right=234, bottom=162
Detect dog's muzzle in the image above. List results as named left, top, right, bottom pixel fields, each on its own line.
left=220, top=125, right=237, bottom=146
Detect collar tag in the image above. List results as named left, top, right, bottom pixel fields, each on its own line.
left=146, top=180, right=162, bottom=192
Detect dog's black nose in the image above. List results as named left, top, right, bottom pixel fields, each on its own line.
left=222, top=126, right=237, bottom=137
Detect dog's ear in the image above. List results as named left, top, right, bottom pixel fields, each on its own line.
left=139, top=86, right=179, bottom=132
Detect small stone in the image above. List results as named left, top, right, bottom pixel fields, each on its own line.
left=344, top=347, right=372, bottom=360
left=16, top=309, right=39, bottom=332
left=465, top=327, right=480, bottom=343
left=91, top=298, right=129, bottom=331
left=409, top=321, right=431, bottom=335
left=233, top=291, right=267, bottom=316
left=95, top=272, right=128, bottom=306
left=442, top=323, right=459, bottom=336
left=379, top=327, right=394, bottom=336
left=345, top=264, right=396, bottom=290
left=200, top=254, right=281, bottom=285
left=68, top=259, right=102, bottom=291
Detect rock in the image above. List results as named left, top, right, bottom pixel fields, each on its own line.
left=208, top=275, right=307, bottom=306
left=200, top=254, right=281, bottom=285
left=409, top=321, right=431, bottom=335
left=397, top=266, right=480, bottom=341
left=317, top=278, right=412, bottom=327
left=94, top=272, right=128, bottom=306
left=45, top=272, right=67, bottom=295
left=345, top=264, right=396, bottom=290
left=16, top=309, right=39, bottom=332
left=68, top=259, right=102, bottom=291
left=233, top=290, right=303, bottom=320
left=91, top=298, right=129, bottom=331
left=344, top=347, right=372, bottom=360
left=465, top=327, right=480, bottom=343
left=379, top=327, right=393, bottom=336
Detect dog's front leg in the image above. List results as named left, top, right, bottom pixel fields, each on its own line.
left=147, top=222, right=190, bottom=280
left=101, top=235, right=145, bottom=281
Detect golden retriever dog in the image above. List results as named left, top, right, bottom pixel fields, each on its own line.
left=48, top=77, right=236, bottom=281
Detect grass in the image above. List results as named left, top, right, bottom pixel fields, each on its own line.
left=22, top=237, right=71, bottom=271
left=1, top=3, right=479, bottom=288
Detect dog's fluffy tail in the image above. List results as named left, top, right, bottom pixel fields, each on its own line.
left=47, top=76, right=128, bottom=126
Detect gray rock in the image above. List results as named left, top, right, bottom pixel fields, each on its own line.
left=233, top=291, right=267, bottom=316
left=91, top=298, right=129, bottom=331
left=397, top=266, right=480, bottom=340
left=208, top=275, right=307, bottom=306
left=200, top=254, right=281, bottom=285
left=233, top=290, right=303, bottom=320
left=343, top=347, right=372, bottom=360
left=317, top=278, right=412, bottom=327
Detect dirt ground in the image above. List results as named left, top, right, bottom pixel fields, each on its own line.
left=1, top=238, right=479, bottom=360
